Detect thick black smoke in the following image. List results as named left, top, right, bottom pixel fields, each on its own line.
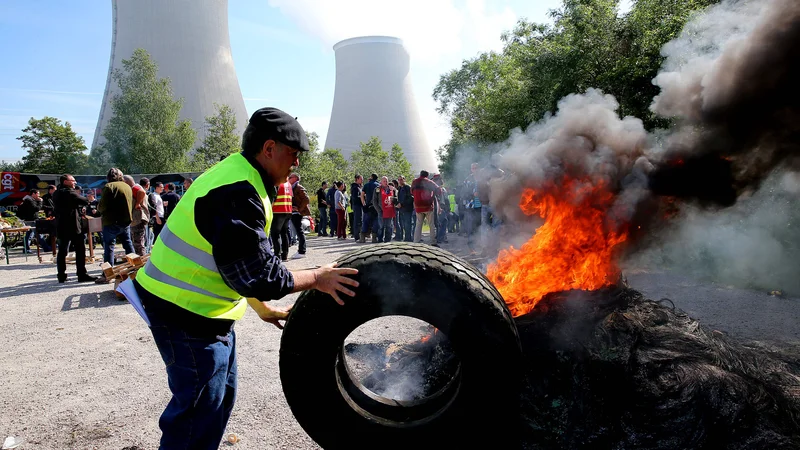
left=648, top=0, right=800, bottom=206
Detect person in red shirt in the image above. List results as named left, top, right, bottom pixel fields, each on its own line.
left=371, top=176, right=397, bottom=243
left=125, top=175, right=150, bottom=256
left=411, top=170, right=441, bottom=246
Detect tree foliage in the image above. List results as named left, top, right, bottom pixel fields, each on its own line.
left=16, top=116, right=89, bottom=174
left=94, top=48, right=196, bottom=173
left=0, top=160, right=25, bottom=173
left=295, top=132, right=349, bottom=195
left=350, top=137, right=413, bottom=181
left=193, top=103, right=240, bottom=171
left=390, top=143, right=413, bottom=180
left=433, top=0, right=718, bottom=179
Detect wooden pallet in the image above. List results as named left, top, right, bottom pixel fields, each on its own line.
left=99, top=253, right=150, bottom=298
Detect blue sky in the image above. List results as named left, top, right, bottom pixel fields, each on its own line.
left=0, top=0, right=632, bottom=165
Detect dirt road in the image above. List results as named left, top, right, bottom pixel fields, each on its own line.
left=1, top=234, right=797, bottom=449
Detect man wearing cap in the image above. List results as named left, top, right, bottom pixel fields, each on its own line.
left=133, top=107, right=359, bottom=449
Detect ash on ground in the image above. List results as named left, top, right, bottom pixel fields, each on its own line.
left=516, top=286, right=800, bottom=450
left=343, top=332, right=460, bottom=402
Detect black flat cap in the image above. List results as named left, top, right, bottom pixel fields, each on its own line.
left=248, top=107, right=310, bottom=152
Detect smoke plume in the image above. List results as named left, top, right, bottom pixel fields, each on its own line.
left=468, top=0, right=800, bottom=294
left=488, top=0, right=800, bottom=210
left=649, top=0, right=800, bottom=205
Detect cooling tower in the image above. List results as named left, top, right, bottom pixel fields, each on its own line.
left=325, top=36, right=436, bottom=174
left=93, top=0, right=248, bottom=149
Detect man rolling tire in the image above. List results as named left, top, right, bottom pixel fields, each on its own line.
left=133, top=107, right=359, bottom=450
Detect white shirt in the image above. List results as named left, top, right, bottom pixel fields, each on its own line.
left=151, top=193, right=165, bottom=218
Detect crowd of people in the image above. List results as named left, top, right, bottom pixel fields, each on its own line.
left=14, top=169, right=194, bottom=283
left=13, top=154, right=505, bottom=283
left=311, top=162, right=505, bottom=254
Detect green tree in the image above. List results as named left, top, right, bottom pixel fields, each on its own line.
left=433, top=0, right=718, bottom=179
left=16, top=116, right=89, bottom=174
left=348, top=137, right=413, bottom=181
left=0, top=160, right=24, bottom=172
left=193, top=103, right=240, bottom=171
left=95, top=48, right=196, bottom=173
left=349, top=136, right=389, bottom=179
left=295, top=132, right=350, bottom=197
left=390, top=143, right=413, bottom=180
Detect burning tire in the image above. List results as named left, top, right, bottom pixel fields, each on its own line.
left=280, top=243, right=522, bottom=449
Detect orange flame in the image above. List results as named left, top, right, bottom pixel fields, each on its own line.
left=487, top=178, right=629, bottom=317
left=420, top=328, right=438, bottom=343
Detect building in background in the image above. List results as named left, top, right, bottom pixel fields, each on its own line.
left=93, top=0, right=248, bottom=149
left=325, top=36, right=436, bottom=174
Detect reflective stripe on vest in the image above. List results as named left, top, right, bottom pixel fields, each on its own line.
left=273, top=182, right=292, bottom=214
left=136, top=153, right=273, bottom=320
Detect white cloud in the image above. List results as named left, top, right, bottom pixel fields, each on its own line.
left=266, top=0, right=516, bottom=64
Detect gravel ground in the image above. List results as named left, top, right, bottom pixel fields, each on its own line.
left=1, top=232, right=798, bottom=449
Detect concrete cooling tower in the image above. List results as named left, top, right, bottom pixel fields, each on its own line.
left=93, top=0, right=248, bottom=149
left=325, top=36, right=437, bottom=174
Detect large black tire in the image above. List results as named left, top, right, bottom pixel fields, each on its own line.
left=280, top=243, right=522, bottom=449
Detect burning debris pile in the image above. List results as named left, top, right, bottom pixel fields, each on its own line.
left=515, top=286, right=800, bottom=449
left=342, top=284, right=800, bottom=448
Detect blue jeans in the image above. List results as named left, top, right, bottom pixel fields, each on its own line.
left=399, top=211, right=413, bottom=242
left=328, top=207, right=338, bottom=236
left=377, top=217, right=393, bottom=243
left=352, top=205, right=362, bottom=240
left=149, top=318, right=237, bottom=450
left=23, top=229, right=34, bottom=253
left=102, top=224, right=135, bottom=264
left=361, top=207, right=377, bottom=237
left=145, top=225, right=154, bottom=254
left=318, top=207, right=329, bottom=235
left=437, top=212, right=449, bottom=243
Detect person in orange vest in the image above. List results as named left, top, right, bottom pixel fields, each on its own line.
left=270, top=177, right=293, bottom=261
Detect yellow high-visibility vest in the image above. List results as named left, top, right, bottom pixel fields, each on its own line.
left=136, top=153, right=273, bottom=320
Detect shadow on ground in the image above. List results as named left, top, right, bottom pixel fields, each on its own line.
left=0, top=279, right=103, bottom=299
left=61, top=290, right=125, bottom=311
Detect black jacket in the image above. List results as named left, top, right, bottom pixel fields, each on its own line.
left=41, top=193, right=55, bottom=217
left=326, top=187, right=338, bottom=210
left=397, top=185, right=413, bottom=212
left=350, top=183, right=363, bottom=209
left=316, top=188, right=328, bottom=208
left=53, top=186, right=88, bottom=236
left=18, top=195, right=43, bottom=221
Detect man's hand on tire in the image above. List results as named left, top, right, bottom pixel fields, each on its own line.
left=246, top=298, right=291, bottom=330
left=257, top=302, right=291, bottom=329
left=314, top=263, right=359, bottom=305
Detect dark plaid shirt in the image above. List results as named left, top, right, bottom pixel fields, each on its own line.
left=135, top=155, right=294, bottom=334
